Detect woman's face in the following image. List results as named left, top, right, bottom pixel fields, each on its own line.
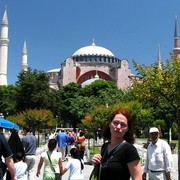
left=109, top=113, right=128, bottom=138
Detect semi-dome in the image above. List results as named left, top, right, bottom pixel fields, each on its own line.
left=72, top=42, right=114, bottom=57
left=81, top=75, right=100, bottom=88
left=47, top=68, right=60, bottom=73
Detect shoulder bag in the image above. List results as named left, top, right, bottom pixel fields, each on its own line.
left=0, top=161, right=7, bottom=176
left=47, top=152, right=62, bottom=180
left=89, top=141, right=126, bottom=180
left=89, top=143, right=107, bottom=180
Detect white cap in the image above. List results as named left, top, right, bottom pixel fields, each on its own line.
left=149, top=127, right=159, bottom=133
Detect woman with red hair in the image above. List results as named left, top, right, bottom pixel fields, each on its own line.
left=91, top=108, right=142, bottom=180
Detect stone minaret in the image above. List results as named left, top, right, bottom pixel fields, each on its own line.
left=0, top=8, right=9, bottom=85
left=21, top=40, right=28, bottom=71
left=157, top=44, right=162, bottom=70
left=173, top=16, right=180, bottom=57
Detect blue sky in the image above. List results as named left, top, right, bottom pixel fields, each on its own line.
left=0, top=0, right=180, bottom=85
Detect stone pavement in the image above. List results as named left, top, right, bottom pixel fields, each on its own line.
left=32, top=139, right=178, bottom=180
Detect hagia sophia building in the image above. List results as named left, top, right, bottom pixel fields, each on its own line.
left=0, top=9, right=180, bottom=90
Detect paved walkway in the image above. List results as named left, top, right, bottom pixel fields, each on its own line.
left=32, top=139, right=178, bottom=180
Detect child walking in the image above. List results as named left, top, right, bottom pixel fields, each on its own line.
left=14, top=152, right=27, bottom=180
left=61, top=148, right=84, bottom=180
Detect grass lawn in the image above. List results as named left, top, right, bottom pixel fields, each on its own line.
left=88, top=138, right=178, bottom=155
left=88, top=146, right=101, bottom=155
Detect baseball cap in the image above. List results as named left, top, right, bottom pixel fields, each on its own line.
left=149, top=127, right=159, bottom=133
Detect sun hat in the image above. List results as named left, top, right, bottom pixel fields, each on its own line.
left=149, top=127, right=159, bottom=133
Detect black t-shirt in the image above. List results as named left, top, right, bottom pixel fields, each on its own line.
left=0, top=134, right=13, bottom=161
left=100, top=142, right=140, bottom=180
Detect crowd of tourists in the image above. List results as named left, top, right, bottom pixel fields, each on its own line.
left=0, top=126, right=38, bottom=180
left=0, top=108, right=175, bottom=180
left=37, top=127, right=87, bottom=180
left=0, top=126, right=87, bottom=180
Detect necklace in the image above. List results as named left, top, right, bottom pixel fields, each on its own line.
left=108, top=140, right=125, bottom=153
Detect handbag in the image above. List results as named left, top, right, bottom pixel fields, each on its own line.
left=89, top=144, right=106, bottom=180
left=89, top=141, right=126, bottom=180
left=47, top=152, right=62, bottom=180
left=89, top=164, right=101, bottom=180
left=54, top=172, right=61, bottom=180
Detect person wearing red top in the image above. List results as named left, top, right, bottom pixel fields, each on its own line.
left=76, top=132, right=85, bottom=160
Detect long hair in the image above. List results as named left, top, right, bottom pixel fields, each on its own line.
left=6, top=130, right=25, bottom=180
left=8, top=129, right=25, bottom=162
left=102, top=108, right=135, bottom=144
left=70, top=148, right=84, bottom=170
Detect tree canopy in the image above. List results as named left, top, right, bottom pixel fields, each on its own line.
left=15, top=68, right=51, bottom=111
left=131, top=56, right=180, bottom=177
left=132, top=57, right=180, bottom=131
left=0, top=85, right=17, bottom=116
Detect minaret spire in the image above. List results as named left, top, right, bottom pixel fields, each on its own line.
left=0, top=8, right=9, bottom=85
left=92, top=38, right=95, bottom=46
left=1, top=8, right=8, bottom=26
left=173, top=16, right=180, bottom=57
left=21, top=40, right=28, bottom=71
left=157, top=44, right=162, bottom=69
left=174, top=16, right=179, bottom=37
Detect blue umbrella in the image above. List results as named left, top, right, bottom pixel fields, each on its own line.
left=0, top=118, right=19, bottom=130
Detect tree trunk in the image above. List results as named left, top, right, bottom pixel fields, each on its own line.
left=167, top=128, right=170, bottom=144
left=37, top=130, right=40, bottom=147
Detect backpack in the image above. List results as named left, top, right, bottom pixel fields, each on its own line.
left=67, top=136, right=74, bottom=145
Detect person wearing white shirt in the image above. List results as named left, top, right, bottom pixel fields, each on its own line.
left=14, top=152, right=27, bottom=180
left=61, top=148, right=84, bottom=180
left=143, top=127, right=174, bottom=180
left=48, top=132, right=55, bottom=140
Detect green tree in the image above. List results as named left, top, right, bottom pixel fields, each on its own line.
left=82, top=101, right=153, bottom=139
left=8, top=109, right=55, bottom=130
left=112, top=101, right=153, bottom=137
left=56, top=83, right=83, bottom=128
left=83, top=80, right=124, bottom=106
left=15, top=68, right=51, bottom=111
left=68, top=96, right=95, bottom=128
left=132, top=57, right=180, bottom=177
left=8, top=109, right=55, bottom=146
left=0, top=85, right=17, bottom=116
left=84, top=104, right=112, bottom=130
left=56, top=80, right=124, bottom=129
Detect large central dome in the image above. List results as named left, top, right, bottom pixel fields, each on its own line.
left=72, top=42, right=114, bottom=57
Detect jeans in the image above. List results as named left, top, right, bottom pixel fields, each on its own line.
left=58, top=147, right=66, bottom=161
